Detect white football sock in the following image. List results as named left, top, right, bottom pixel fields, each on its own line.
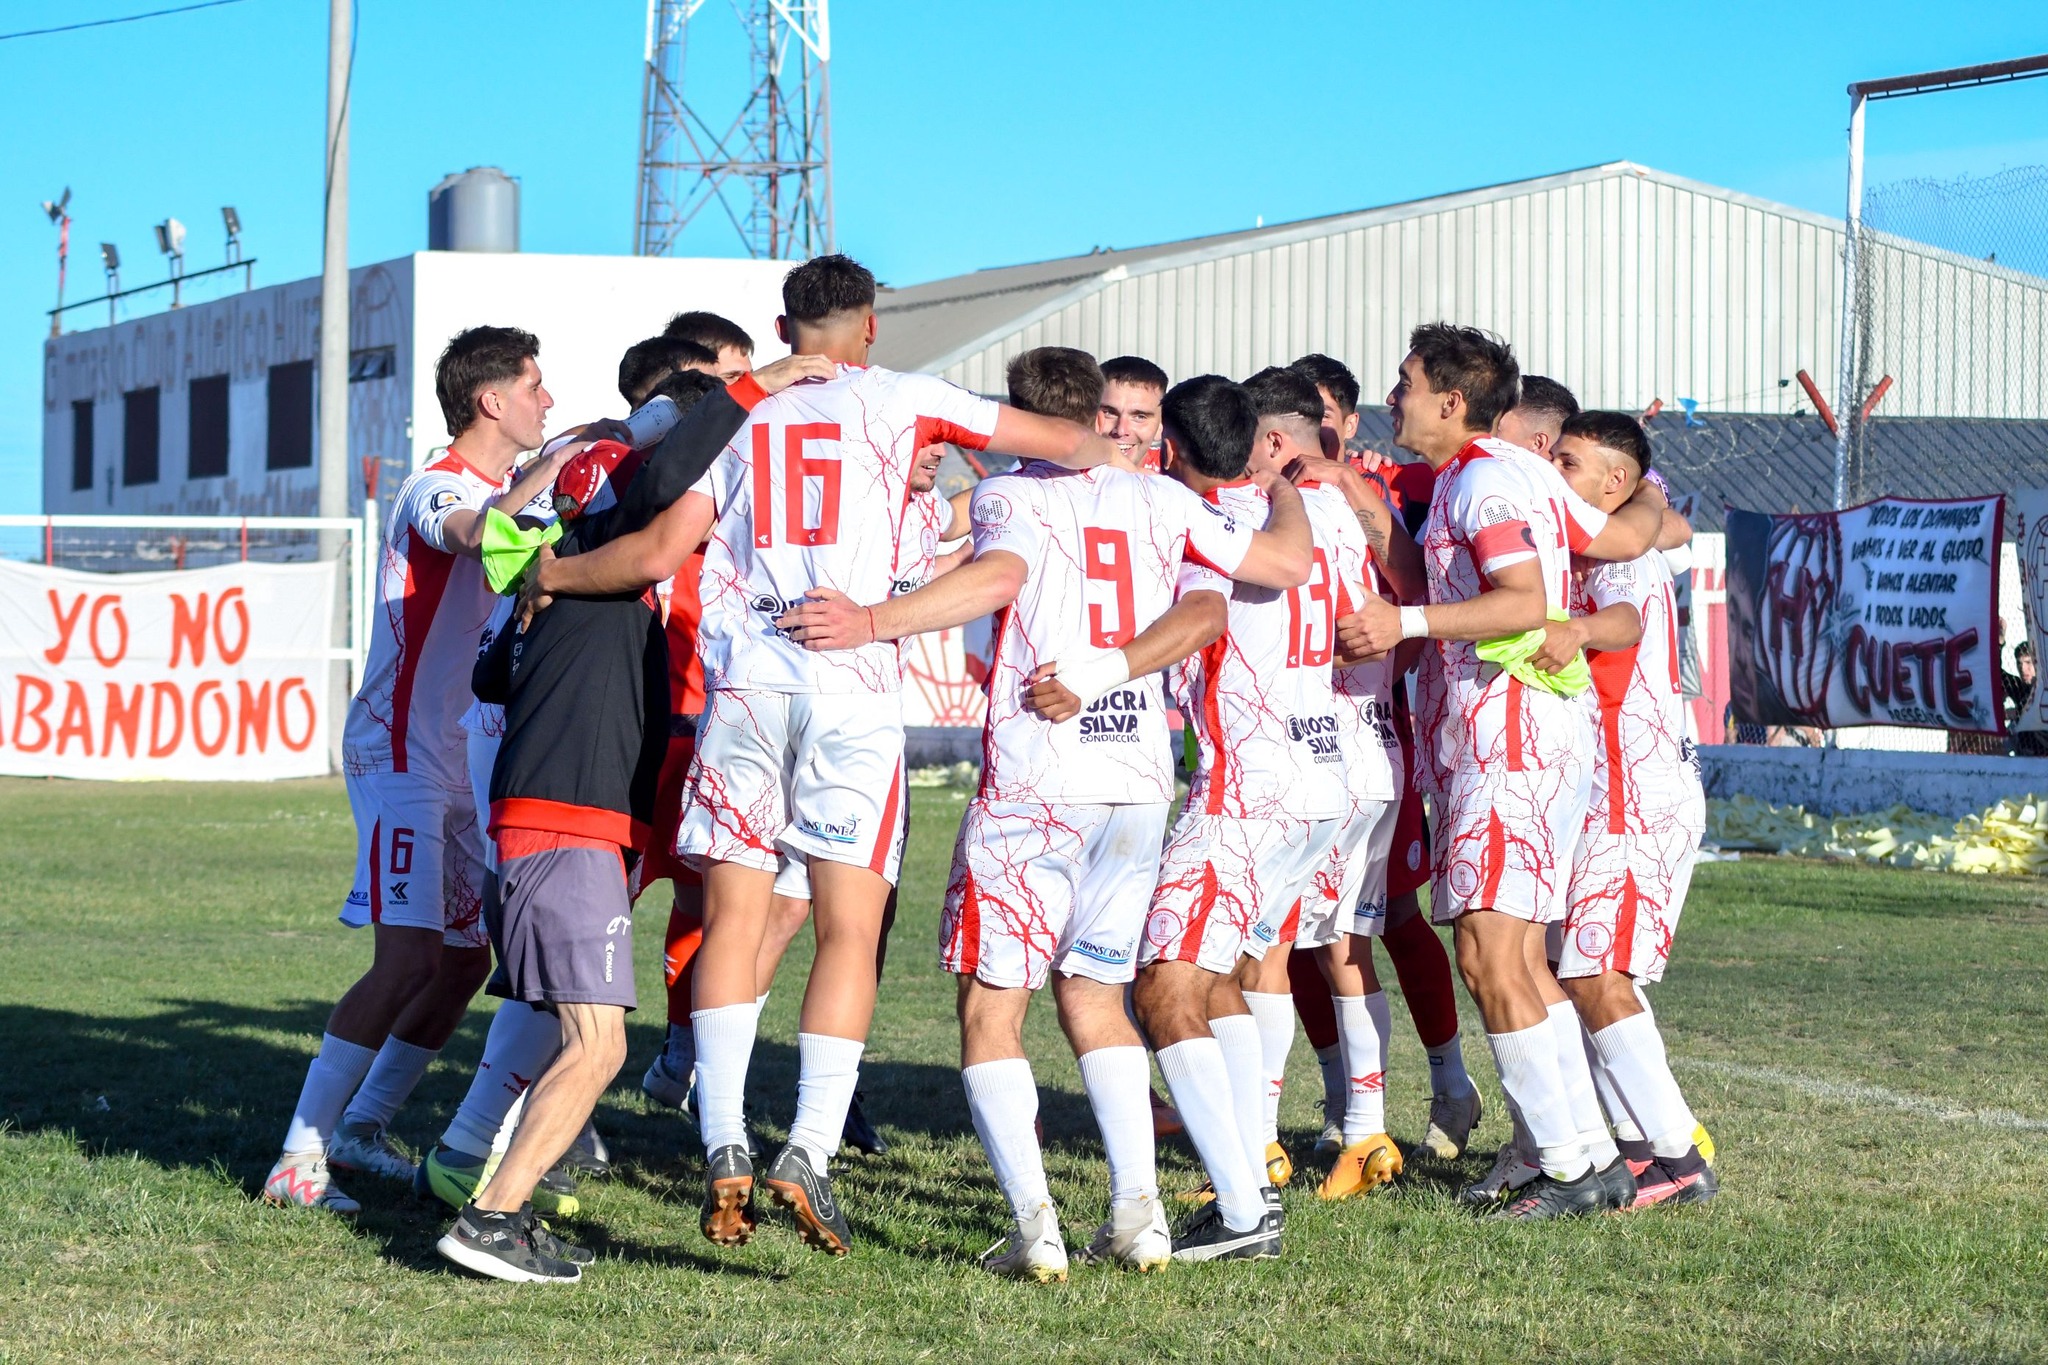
left=1314, top=1043, right=1345, bottom=1125
left=442, top=1001, right=560, bottom=1160
left=281, top=1034, right=377, bottom=1156
left=1591, top=1010, right=1699, bottom=1159
left=1547, top=1000, right=1618, bottom=1169
left=691, top=1001, right=760, bottom=1154
left=1426, top=1029, right=1477, bottom=1099
left=660, top=1020, right=695, bottom=1074
left=1585, top=1026, right=1647, bottom=1143
left=787, top=1032, right=864, bottom=1168
left=1242, top=991, right=1295, bottom=1145
left=1156, top=1038, right=1265, bottom=1231
left=1077, top=1045, right=1157, bottom=1205
left=1209, top=1013, right=1271, bottom=1182
left=339, top=1036, right=437, bottom=1131
left=962, top=1058, right=1050, bottom=1222
left=491, top=1089, right=525, bottom=1157
left=1486, top=1022, right=1586, bottom=1180
left=1333, top=992, right=1391, bottom=1142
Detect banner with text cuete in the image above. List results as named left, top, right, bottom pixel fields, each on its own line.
left=2014, top=489, right=2048, bottom=732
left=0, top=559, right=335, bottom=779
left=1724, top=495, right=2004, bottom=733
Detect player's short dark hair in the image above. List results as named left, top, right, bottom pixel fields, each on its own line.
left=1242, top=366, right=1325, bottom=428
left=436, top=325, right=539, bottom=439
left=1407, top=323, right=1519, bottom=432
left=618, top=336, right=717, bottom=406
left=1562, top=410, right=1652, bottom=474
left=1515, top=374, right=1580, bottom=428
left=1288, top=353, right=1359, bottom=416
left=662, top=310, right=754, bottom=357
left=1101, top=355, right=1169, bottom=393
left=782, top=254, right=877, bottom=323
left=649, top=367, right=724, bottom=412
left=1161, top=375, right=1258, bottom=482
left=1006, top=346, right=1103, bottom=426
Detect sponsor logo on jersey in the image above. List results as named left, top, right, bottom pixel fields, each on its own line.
left=430, top=489, right=463, bottom=512
left=891, top=576, right=926, bottom=597
left=749, top=591, right=802, bottom=640
left=798, top=814, right=861, bottom=845
left=1198, top=501, right=1240, bottom=534
left=972, top=492, right=1012, bottom=528
left=1079, top=687, right=1149, bottom=742
left=1251, top=920, right=1277, bottom=943
left=1069, top=938, right=1132, bottom=966
left=1288, top=712, right=1342, bottom=762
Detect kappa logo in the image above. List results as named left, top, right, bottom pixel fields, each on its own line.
left=799, top=814, right=861, bottom=845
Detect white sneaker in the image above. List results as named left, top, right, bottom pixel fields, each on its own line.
left=978, top=1202, right=1069, bottom=1283
left=327, top=1120, right=418, bottom=1182
left=641, top=1050, right=695, bottom=1113
left=262, top=1153, right=361, bottom=1215
left=1079, top=1195, right=1171, bottom=1272
left=1423, top=1088, right=1483, bottom=1160
left=1458, top=1140, right=1540, bottom=1205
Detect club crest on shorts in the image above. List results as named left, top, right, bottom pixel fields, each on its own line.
left=1145, top=909, right=1182, bottom=947
left=1574, top=922, right=1614, bottom=959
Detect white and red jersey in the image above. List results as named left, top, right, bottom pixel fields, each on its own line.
left=693, top=363, right=999, bottom=694
left=971, top=462, right=1254, bottom=805
left=1571, top=549, right=1692, bottom=831
left=1170, top=480, right=1347, bottom=821
left=1313, top=484, right=1398, bottom=804
left=1412, top=436, right=1609, bottom=792
left=344, top=450, right=508, bottom=787
left=892, top=490, right=958, bottom=599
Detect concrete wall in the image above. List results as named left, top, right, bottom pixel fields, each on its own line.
left=1699, top=744, right=2048, bottom=817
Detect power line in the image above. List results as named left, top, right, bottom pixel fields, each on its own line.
left=0, top=0, right=248, bottom=43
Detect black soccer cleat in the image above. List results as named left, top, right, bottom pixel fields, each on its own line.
left=436, top=1203, right=581, bottom=1284
left=1631, top=1151, right=1719, bottom=1209
left=700, top=1143, right=758, bottom=1247
left=1594, top=1156, right=1638, bottom=1212
left=762, top=1143, right=853, bottom=1256
left=1169, top=1198, right=1281, bottom=1262
left=561, top=1123, right=612, bottom=1180
left=841, top=1091, right=889, bottom=1157
left=529, top=1218, right=596, bottom=1266
left=1490, top=1165, right=1610, bottom=1222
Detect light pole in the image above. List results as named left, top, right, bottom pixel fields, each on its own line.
left=41, top=188, right=71, bottom=338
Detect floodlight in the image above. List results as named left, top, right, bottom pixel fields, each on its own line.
left=155, top=218, right=186, bottom=257
left=41, top=187, right=71, bottom=223
left=222, top=205, right=240, bottom=235
left=100, top=242, right=120, bottom=272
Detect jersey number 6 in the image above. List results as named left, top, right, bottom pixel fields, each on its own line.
left=751, top=423, right=843, bottom=549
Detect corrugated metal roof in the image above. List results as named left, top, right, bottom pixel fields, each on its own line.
left=1345, top=411, right=2048, bottom=534
left=871, top=160, right=1841, bottom=374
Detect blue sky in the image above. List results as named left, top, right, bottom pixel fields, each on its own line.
left=2, top=0, right=2045, bottom=515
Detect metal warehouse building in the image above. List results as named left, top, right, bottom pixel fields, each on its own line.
left=872, top=160, right=2048, bottom=424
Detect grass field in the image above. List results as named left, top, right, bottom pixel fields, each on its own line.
left=4, top=776, right=2047, bottom=1363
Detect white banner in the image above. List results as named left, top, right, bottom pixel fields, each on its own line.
left=2015, top=489, right=2048, bottom=732
left=0, top=559, right=336, bottom=779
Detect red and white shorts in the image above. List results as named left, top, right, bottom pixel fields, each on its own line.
left=1299, top=793, right=1393, bottom=949
left=1556, top=774, right=1706, bottom=983
left=941, top=800, right=1170, bottom=989
left=1430, top=750, right=1592, bottom=927
left=1141, top=813, right=1342, bottom=973
left=679, top=688, right=907, bottom=885
left=341, top=768, right=489, bottom=949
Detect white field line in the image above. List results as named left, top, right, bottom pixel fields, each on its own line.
left=1682, top=1059, right=2048, bottom=1132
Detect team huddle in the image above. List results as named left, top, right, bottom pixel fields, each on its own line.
left=259, top=253, right=1717, bottom=1286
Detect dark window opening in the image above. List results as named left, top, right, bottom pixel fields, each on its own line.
left=349, top=346, right=396, bottom=382
left=70, top=400, right=94, bottom=492
left=267, top=360, right=314, bottom=470
left=123, top=387, right=160, bottom=486
left=189, top=374, right=230, bottom=479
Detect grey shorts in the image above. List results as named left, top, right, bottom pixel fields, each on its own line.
left=485, top=838, right=637, bottom=1011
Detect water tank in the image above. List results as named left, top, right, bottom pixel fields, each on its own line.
left=428, top=167, right=519, bottom=252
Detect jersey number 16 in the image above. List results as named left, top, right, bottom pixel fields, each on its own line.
left=751, top=423, right=842, bottom=549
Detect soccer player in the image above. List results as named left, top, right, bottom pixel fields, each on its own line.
left=435, top=355, right=831, bottom=1283
left=1539, top=411, right=1716, bottom=1209
left=529, top=254, right=1121, bottom=1257
left=663, top=310, right=756, bottom=382
left=1493, top=373, right=1578, bottom=458
left=1098, top=355, right=1169, bottom=471
left=264, top=327, right=598, bottom=1213
left=1103, top=374, right=1338, bottom=1263
left=1288, top=352, right=1483, bottom=1160
left=1339, top=323, right=1664, bottom=1221
left=621, top=336, right=722, bottom=409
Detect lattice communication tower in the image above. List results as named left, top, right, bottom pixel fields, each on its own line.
left=635, top=0, right=834, bottom=260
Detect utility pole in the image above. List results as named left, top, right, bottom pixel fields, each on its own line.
left=320, top=0, right=352, bottom=772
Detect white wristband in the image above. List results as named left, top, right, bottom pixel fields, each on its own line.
left=1399, top=606, right=1430, bottom=641
left=1054, top=649, right=1132, bottom=709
